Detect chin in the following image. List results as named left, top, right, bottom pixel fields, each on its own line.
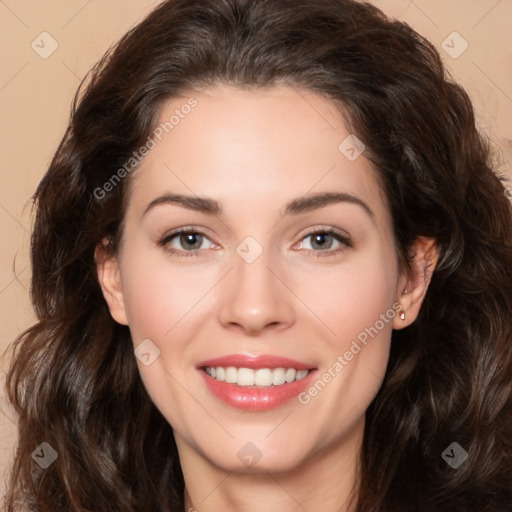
left=203, top=439, right=311, bottom=475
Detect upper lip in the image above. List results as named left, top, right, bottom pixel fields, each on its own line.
left=197, top=354, right=315, bottom=371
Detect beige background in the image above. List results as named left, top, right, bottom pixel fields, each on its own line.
left=1, top=0, right=511, bottom=498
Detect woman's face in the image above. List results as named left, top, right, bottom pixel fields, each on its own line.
left=99, top=84, right=413, bottom=473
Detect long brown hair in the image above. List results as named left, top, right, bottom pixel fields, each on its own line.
left=4, top=0, right=512, bottom=510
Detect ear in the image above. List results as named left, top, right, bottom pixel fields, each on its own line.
left=393, top=237, right=439, bottom=329
left=95, top=239, right=129, bottom=325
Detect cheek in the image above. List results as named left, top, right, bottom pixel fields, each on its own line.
left=121, top=275, right=170, bottom=343
left=294, top=242, right=397, bottom=414
left=119, top=248, right=208, bottom=343
left=118, top=248, right=206, bottom=429
left=298, top=244, right=399, bottom=348
left=294, top=265, right=396, bottom=438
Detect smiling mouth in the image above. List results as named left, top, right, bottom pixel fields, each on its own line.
left=202, top=366, right=311, bottom=387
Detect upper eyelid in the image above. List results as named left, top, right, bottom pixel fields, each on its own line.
left=161, top=225, right=215, bottom=240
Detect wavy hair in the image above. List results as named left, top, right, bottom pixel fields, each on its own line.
left=4, top=0, right=512, bottom=510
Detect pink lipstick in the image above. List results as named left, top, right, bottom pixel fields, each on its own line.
left=197, top=354, right=317, bottom=411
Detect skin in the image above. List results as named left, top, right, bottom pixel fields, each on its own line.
left=96, top=84, right=438, bottom=512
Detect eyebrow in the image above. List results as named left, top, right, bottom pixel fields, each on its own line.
left=143, top=191, right=374, bottom=220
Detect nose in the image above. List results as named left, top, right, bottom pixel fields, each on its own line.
left=217, top=246, right=296, bottom=335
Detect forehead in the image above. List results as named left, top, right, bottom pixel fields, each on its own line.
left=126, top=84, right=391, bottom=226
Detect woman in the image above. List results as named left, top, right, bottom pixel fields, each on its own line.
left=4, top=0, right=512, bottom=510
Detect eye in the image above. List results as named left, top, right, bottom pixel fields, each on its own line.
left=296, top=228, right=351, bottom=258
left=158, top=228, right=216, bottom=257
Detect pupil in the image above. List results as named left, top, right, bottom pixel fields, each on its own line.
left=313, top=233, right=332, bottom=250
left=182, top=233, right=201, bottom=249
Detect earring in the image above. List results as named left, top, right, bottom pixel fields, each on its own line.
left=400, top=311, right=406, bottom=320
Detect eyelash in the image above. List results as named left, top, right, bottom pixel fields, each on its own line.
left=158, top=227, right=352, bottom=259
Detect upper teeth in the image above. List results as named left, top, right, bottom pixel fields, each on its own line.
left=204, top=367, right=309, bottom=387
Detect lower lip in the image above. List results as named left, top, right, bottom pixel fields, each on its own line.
left=199, top=369, right=317, bottom=411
